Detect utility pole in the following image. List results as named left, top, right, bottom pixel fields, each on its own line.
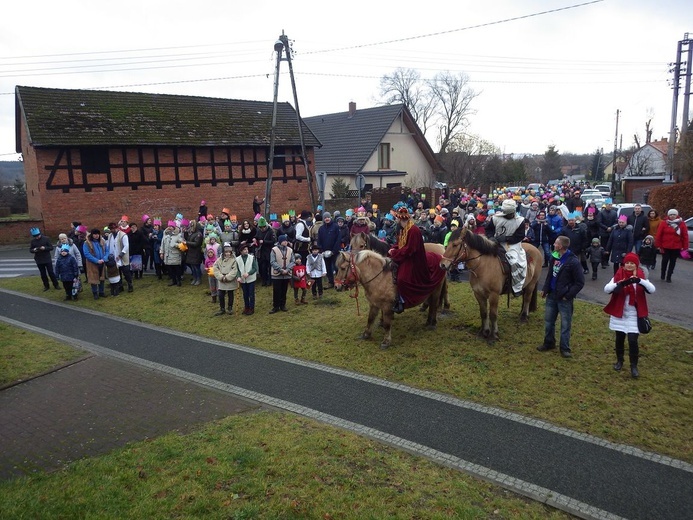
left=264, top=31, right=317, bottom=219
left=681, top=33, right=692, bottom=137
left=665, top=34, right=692, bottom=184
left=611, top=109, right=619, bottom=195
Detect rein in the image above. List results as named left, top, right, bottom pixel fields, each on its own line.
left=336, top=252, right=388, bottom=316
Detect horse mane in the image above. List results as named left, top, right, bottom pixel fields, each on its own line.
left=354, top=249, right=395, bottom=272
left=356, top=232, right=389, bottom=256
left=461, top=227, right=501, bottom=256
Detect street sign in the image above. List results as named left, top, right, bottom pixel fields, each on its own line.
left=355, top=174, right=365, bottom=191
left=315, top=171, right=326, bottom=192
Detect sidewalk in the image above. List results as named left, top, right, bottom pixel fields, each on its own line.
left=0, top=355, right=257, bottom=480
left=1, top=289, right=691, bottom=520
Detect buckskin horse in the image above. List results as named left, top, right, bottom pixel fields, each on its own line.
left=335, top=250, right=448, bottom=350
left=349, top=232, right=450, bottom=313
left=439, top=227, right=544, bottom=341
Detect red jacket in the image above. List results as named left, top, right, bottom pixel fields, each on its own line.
left=603, top=268, right=650, bottom=318
left=655, top=219, right=689, bottom=250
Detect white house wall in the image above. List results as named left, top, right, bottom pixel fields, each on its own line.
left=625, top=145, right=666, bottom=176
left=361, top=118, right=434, bottom=188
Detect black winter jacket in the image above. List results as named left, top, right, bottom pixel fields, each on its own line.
left=542, top=251, right=585, bottom=300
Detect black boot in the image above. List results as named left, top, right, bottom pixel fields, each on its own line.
left=393, top=296, right=404, bottom=314
left=630, top=364, right=639, bottom=378
left=614, top=344, right=624, bottom=371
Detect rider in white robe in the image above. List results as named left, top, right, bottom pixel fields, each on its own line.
left=487, top=199, right=527, bottom=296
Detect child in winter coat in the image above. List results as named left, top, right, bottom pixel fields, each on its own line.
left=212, top=243, right=239, bottom=316
left=105, top=254, right=121, bottom=296
left=306, top=244, right=327, bottom=299
left=292, top=253, right=308, bottom=304
left=205, top=246, right=219, bottom=304
left=55, top=244, right=80, bottom=300
left=586, top=238, right=606, bottom=280
left=236, top=241, right=258, bottom=315
left=638, top=235, right=657, bottom=272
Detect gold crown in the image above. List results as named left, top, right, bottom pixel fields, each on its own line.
left=281, top=213, right=290, bottom=222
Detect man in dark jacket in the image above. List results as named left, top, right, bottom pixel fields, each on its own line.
left=627, top=204, right=648, bottom=253
left=560, top=214, right=589, bottom=274
left=537, top=235, right=585, bottom=358
left=29, top=227, right=60, bottom=291
left=317, top=212, right=341, bottom=288
left=597, top=199, right=618, bottom=268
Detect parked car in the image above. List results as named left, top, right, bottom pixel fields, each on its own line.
left=594, top=184, right=612, bottom=196
left=505, top=186, right=523, bottom=194
left=526, top=183, right=542, bottom=192
left=581, top=189, right=605, bottom=207
left=615, top=203, right=652, bottom=220
left=686, top=217, right=693, bottom=254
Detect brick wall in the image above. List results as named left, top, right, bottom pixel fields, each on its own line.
left=24, top=144, right=317, bottom=237
left=0, top=219, right=44, bottom=245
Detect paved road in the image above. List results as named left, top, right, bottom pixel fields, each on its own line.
left=1, top=290, right=691, bottom=520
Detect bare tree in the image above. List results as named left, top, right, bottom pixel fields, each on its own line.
left=427, top=71, right=479, bottom=154
left=379, top=68, right=436, bottom=135
left=439, top=133, right=499, bottom=188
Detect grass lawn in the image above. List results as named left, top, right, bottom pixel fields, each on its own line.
left=0, top=322, right=84, bottom=387
left=0, top=411, right=571, bottom=519
left=2, top=274, right=690, bottom=464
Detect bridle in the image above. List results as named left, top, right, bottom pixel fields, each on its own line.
left=334, top=252, right=388, bottom=316
left=441, top=231, right=483, bottom=269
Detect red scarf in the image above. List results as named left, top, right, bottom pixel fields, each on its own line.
left=604, top=267, right=649, bottom=318
left=613, top=266, right=644, bottom=306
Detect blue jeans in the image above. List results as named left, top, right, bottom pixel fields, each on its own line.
left=543, top=294, right=574, bottom=352
left=541, top=242, right=551, bottom=264
left=241, top=282, right=256, bottom=310
left=633, top=239, right=643, bottom=254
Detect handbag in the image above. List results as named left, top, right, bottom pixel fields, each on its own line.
left=637, top=316, right=652, bottom=334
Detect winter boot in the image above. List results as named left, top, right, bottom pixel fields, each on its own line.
left=614, top=345, right=624, bottom=371
left=214, top=308, right=226, bottom=316
left=300, top=297, right=308, bottom=304
left=630, top=363, right=639, bottom=378
left=295, top=298, right=300, bottom=305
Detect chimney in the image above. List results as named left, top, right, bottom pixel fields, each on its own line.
left=348, top=101, right=356, bottom=118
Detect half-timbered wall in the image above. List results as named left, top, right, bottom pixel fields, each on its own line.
left=22, top=138, right=316, bottom=237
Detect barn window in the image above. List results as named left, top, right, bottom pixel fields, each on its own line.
left=378, top=143, right=390, bottom=169
left=80, top=147, right=110, bottom=173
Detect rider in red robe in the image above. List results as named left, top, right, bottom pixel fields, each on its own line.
left=388, top=206, right=446, bottom=313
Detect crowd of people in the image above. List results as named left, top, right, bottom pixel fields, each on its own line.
left=29, top=182, right=688, bottom=376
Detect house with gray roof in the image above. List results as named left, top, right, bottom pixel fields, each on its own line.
left=15, top=85, right=320, bottom=236
left=304, top=102, right=443, bottom=197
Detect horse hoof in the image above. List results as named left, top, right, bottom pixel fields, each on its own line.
left=520, top=315, right=529, bottom=323
left=361, top=333, right=372, bottom=340
left=426, top=324, right=437, bottom=330
left=379, top=342, right=390, bottom=350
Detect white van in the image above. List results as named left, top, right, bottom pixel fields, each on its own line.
left=594, top=184, right=612, bottom=196
left=615, top=203, right=651, bottom=220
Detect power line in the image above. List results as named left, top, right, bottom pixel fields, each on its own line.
left=303, top=0, right=605, bottom=54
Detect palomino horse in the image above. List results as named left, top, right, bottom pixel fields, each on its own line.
left=334, top=250, right=447, bottom=349
left=439, top=227, right=544, bottom=341
left=349, top=232, right=450, bottom=312
left=349, top=232, right=445, bottom=256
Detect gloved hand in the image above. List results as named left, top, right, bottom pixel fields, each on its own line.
left=627, top=277, right=641, bottom=285
left=118, top=253, right=124, bottom=259
left=324, top=250, right=332, bottom=258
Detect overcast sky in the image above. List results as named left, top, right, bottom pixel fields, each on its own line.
left=1, top=0, right=691, bottom=162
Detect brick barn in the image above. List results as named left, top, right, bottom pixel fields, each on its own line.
left=15, top=86, right=320, bottom=237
